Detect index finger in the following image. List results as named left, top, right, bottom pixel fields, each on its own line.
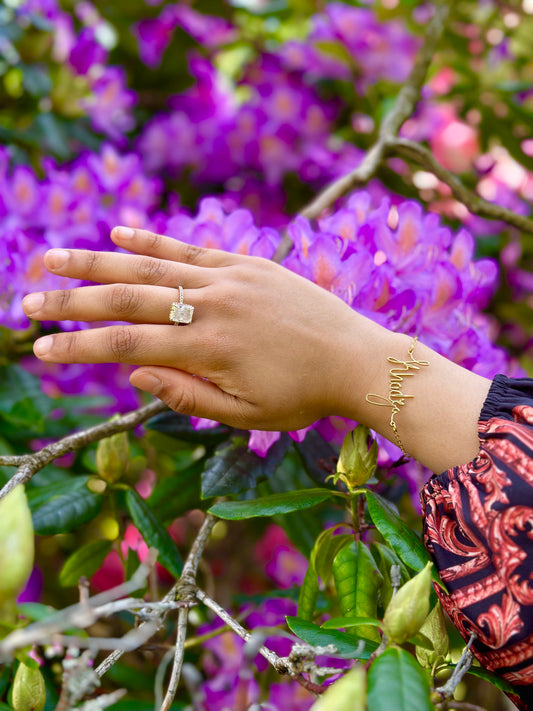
left=112, top=227, right=243, bottom=268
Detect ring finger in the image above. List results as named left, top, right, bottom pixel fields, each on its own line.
left=22, top=284, right=205, bottom=325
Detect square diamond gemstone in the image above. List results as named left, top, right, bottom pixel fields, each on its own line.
left=170, top=302, right=194, bottom=324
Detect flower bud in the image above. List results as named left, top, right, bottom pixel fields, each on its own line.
left=310, top=663, right=366, bottom=711
left=382, top=561, right=433, bottom=644
left=96, top=429, right=129, bottom=483
left=337, top=426, right=377, bottom=488
left=416, top=602, right=449, bottom=669
left=0, top=486, right=34, bottom=607
left=12, top=662, right=46, bottom=711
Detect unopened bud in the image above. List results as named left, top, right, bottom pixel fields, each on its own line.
left=0, top=486, right=34, bottom=607
left=337, top=426, right=377, bottom=488
left=310, top=663, right=366, bottom=711
left=416, top=602, right=449, bottom=669
left=95, top=428, right=129, bottom=483
left=12, top=662, right=46, bottom=711
left=382, top=561, right=433, bottom=644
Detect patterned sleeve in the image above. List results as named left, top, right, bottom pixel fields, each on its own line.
left=421, top=374, right=533, bottom=710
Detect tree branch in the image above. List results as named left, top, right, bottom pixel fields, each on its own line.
left=0, top=399, right=167, bottom=500
left=390, top=137, right=533, bottom=234
left=286, top=1, right=452, bottom=229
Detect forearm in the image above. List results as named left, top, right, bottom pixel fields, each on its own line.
left=336, top=318, right=492, bottom=474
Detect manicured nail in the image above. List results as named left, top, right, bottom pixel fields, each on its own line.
left=46, top=249, right=69, bottom=270
left=34, top=335, right=53, bottom=357
left=114, top=226, right=135, bottom=240
left=130, top=371, right=162, bottom=395
left=22, top=293, right=45, bottom=316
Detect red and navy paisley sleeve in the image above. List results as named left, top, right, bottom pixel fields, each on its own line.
left=421, top=375, right=533, bottom=710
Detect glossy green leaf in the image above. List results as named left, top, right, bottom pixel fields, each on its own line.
left=438, top=664, right=516, bottom=695
left=322, top=616, right=381, bottom=630
left=286, top=616, right=379, bottom=660
left=27, top=476, right=90, bottom=511
left=208, top=488, right=334, bottom=520
left=32, top=486, right=103, bottom=535
left=125, top=489, right=183, bottom=578
left=147, top=460, right=204, bottom=524
left=297, top=528, right=353, bottom=620
left=59, top=539, right=113, bottom=587
left=297, top=563, right=320, bottom=623
left=201, top=434, right=290, bottom=498
left=369, top=541, right=410, bottom=612
left=332, top=541, right=382, bottom=642
left=366, top=491, right=443, bottom=589
left=367, top=647, right=434, bottom=711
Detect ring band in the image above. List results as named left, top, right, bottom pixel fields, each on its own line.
left=169, top=286, right=194, bottom=325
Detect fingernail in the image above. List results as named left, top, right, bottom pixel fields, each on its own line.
left=131, top=371, right=162, bottom=395
left=114, top=226, right=135, bottom=240
left=22, top=293, right=45, bottom=316
left=34, top=335, right=53, bottom=357
left=46, top=249, right=69, bottom=270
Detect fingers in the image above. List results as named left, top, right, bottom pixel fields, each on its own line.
left=111, top=226, right=241, bottom=268
left=32, top=324, right=210, bottom=371
left=130, top=366, right=253, bottom=427
left=43, top=248, right=211, bottom=288
left=22, top=283, right=205, bottom=325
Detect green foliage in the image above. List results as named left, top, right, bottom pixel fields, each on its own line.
left=31, top=480, right=103, bottom=535
left=59, top=539, right=113, bottom=587
left=125, top=489, right=183, bottom=577
left=208, top=488, right=335, bottom=519
left=367, top=647, right=434, bottom=711
left=286, top=616, right=379, bottom=660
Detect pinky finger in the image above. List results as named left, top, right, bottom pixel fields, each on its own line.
left=129, top=366, right=251, bottom=428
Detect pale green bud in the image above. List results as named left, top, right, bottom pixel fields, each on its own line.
left=12, top=662, right=46, bottom=711
left=337, top=425, right=377, bottom=488
left=416, top=602, right=449, bottom=669
left=0, top=486, right=34, bottom=608
left=382, top=561, right=433, bottom=644
left=310, top=663, right=366, bottom=711
left=95, top=429, right=129, bottom=483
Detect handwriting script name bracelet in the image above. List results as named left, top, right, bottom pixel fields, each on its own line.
left=365, top=337, right=430, bottom=456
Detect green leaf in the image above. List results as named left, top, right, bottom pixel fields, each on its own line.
left=286, top=616, right=378, bottom=660
left=322, top=616, right=381, bottom=630
left=125, top=489, right=183, bottom=578
left=366, top=491, right=444, bottom=589
left=438, top=664, right=515, bottom=695
left=201, top=434, right=290, bottom=498
left=147, top=460, right=204, bottom=524
left=146, top=411, right=231, bottom=445
left=32, top=486, right=103, bottom=535
left=59, top=539, right=113, bottom=587
left=297, top=563, right=320, bottom=623
left=27, top=476, right=90, bottom=511
left=332, top=541, right=383, bottom=642
left=369, top=542, right=410, bottom=613
left=297, top=528, right=353, bottom=621
left=367, top=647, right=434, bottom=711
left=208, top=488, right=334, bottom=520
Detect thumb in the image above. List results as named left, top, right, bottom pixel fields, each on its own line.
left=129, top=367, right=248, bottom=426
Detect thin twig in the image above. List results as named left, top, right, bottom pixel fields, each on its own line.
left=0, top=557, right=154, bottom=659
left=272, top=0, right=453, bottom=262
left=0, top=399, right=168, bottom=499
left=160, top=607, right=189, bottom=711
left=159, top=514, right=217, bottom=711
left=95, top=514, right=216, bottom=681
left=437, top=633, right=476, bottom=700
left=390, top=138, right=533, bottom=235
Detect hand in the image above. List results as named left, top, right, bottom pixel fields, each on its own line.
left=21, top=227, right=379, bottom=433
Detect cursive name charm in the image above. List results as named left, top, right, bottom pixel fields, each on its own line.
left=365, top=337, right=429, bottom=455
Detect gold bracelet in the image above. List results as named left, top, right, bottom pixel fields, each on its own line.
left=365, top=337, right=430, bottom=456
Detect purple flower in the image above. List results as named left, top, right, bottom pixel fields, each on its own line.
left=69, top=26, right=107, bottom=74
